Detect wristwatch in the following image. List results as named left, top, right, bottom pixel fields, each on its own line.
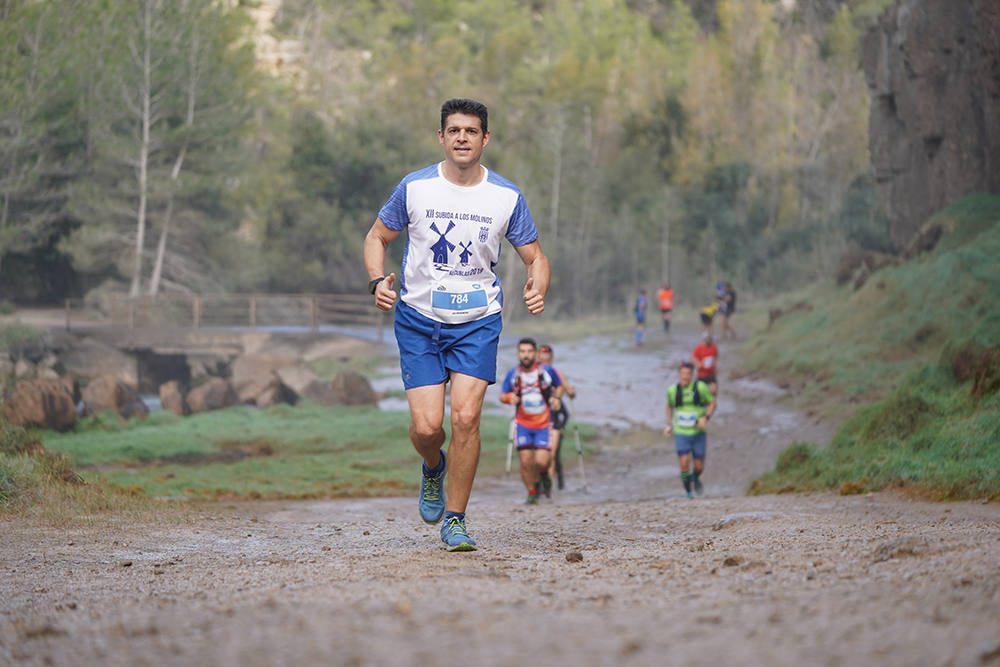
left=368, top=276, right=385, bottom=294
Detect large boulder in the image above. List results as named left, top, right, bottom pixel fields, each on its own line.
left=186, top=378, right=239, bottom=413
left=81, top=374, right=149, bottom=419
left=302, top=379, right=340, bottom=406
left=330, top=371, right=378, bottom=406
left=59, top=337, right=139, bottom=387
left=275, top=366, right=321, bottom=399
left=2, top=379, right=77, bottom=431
left=230, top=354, right=297, bottom=404
left=159, top=380, right=189, bottom=416
left=862, top=0, right=1000, bottom=247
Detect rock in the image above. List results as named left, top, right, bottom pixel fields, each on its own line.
left=302, top=379, right=341, bottom=406
left=254, top=381, right=296, bottom=408
left=862, top=0, right=1000, bottom=248
left=712, top=512, right=780, bottom=531
left=186, top=378, right=239, bottom=413
left=2, top=379, right=77, bottom=431
left=14, top=358, right=35, bottom=380
left=37, top=353, right=64, bottom=375
left=722, top=556, right=744, bottom=567
left=230, top=353, right=298, bottom=405
left=330, top=371, right=377, bottom=406
left=82, top=374, right=148, bottom=419
left=275, top=366, right=321, bottom=398
left=158, top=380, right=189, bottom=416
left=566, top=551, right=584, bottom=563
left=59, top=337, right=138, bottom=387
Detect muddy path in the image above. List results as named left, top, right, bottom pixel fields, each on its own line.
left=2, top=326, right=1000, bottom=666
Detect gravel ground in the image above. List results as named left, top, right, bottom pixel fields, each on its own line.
left=2, top=326, right=999, bottom=666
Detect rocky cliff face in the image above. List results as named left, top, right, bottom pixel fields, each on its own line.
left=862, top=0, right=1000, bottom=248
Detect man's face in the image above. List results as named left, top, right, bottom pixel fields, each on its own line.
left=438, top=113, right=489, bottom=169
left=678, top=366, right=693, bottom=386
left=538, top=348, right=552, bottom=365
left=517, top=344, right=537, bottom=368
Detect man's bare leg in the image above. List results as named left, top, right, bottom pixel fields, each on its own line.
left=405, top=383, right=447, bottom=469
left=445, top=372, right=488, bottom=513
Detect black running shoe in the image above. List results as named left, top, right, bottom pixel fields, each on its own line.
left=540, top=473, right=553, bottom=498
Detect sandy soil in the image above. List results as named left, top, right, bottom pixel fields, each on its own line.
left=2, top=325, right=999, bottom=667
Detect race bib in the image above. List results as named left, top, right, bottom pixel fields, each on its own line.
left=702, top=355, right=715, bottom=369
left=676, top=410, right=699, bottom=429
left=431, top=265, right=489, bottom=323
left=521, top=392, right=547, bottom=415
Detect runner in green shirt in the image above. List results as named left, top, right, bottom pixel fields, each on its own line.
left=664, top=361, right=716, bottom=498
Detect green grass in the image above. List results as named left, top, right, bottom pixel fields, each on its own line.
left=745, top=194, right=1000, bottom=499
left=39, top=402, right=597, bottom=501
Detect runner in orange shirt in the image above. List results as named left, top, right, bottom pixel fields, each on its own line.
left=691, top=331, right=719, bottom=395
left=657, top=282, right=674, bottom=333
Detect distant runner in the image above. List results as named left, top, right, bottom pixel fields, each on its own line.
left=500, top=338, right=563, bottom=504
left=657, top=282, right=674, bottom=332
left=691, top=331, right=719, bottom=395
left=699, top=301, right=718, bottom=336
left=719, top=282, right=737, bottom=341
left=634, top=289, right=648, bottom=347
left=664, top=361, right=716, bottom=499
left=538, top=343, right=576, bottom=491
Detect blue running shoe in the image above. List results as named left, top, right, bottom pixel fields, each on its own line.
left=686, top=490, right=695, bottom=499
left=440, top=515, right=477, bottom=552
left=419, top=450, right=446, bottom=524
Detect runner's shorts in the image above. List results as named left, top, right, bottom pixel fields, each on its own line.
left=394, top=301, right=502, bottom=390
left=674, top=432, right=707, bottom=460
left=515, top=423, right=551, bottom=450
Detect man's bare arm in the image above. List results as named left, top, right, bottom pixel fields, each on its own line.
left=514, top=240, right=550, bottom=315
left=363, top=218, right=401, bottom=311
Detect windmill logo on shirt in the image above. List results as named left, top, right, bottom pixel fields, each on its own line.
left=457, top=240, right=473, bottom=264
left=429, top=221, right=456, bottom=263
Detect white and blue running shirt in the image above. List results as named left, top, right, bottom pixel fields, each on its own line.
left=378, top=162, right=538, bottom=324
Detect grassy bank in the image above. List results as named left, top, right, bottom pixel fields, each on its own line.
left=745, top=194, right=1000, bottom=499
left=20, top=403, right=595, bottom=504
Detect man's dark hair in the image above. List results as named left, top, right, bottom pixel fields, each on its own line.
left=518, top=337, right=537, bottom=349
left=441, top=98, right=488, bottom=133
left=679, top=361, right=695, bottom=370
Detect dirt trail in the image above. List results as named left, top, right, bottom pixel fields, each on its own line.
left=3, top=327, right=1000, bottom=667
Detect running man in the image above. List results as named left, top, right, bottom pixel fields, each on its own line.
left=634, top=289, right=648, bottom=346
left=719, top=282, right=737, bottom=341
left=537, top=343, right=576, bottom=491
left=657, top=282, right=674, bottom=332
left=699, top=301, right=718, bottom=336
left=691, top=331, right=719, bottom=395
left=363, top=98, right=551, bottom=551
left=500, top=338, right=562, bottom=504
left=664, top=361, right=716, bottom=498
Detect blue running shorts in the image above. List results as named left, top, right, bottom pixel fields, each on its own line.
left=394, top=302, right=503, bottom=390
left=515, top=423, right=551, bottom=450
left=674, top=432, right=707, bottom=460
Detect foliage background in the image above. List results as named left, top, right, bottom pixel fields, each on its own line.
left=1, top=0, right=895, bottom=315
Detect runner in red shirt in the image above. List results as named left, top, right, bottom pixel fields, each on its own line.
left=691, top=331, right=719, bottom=395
